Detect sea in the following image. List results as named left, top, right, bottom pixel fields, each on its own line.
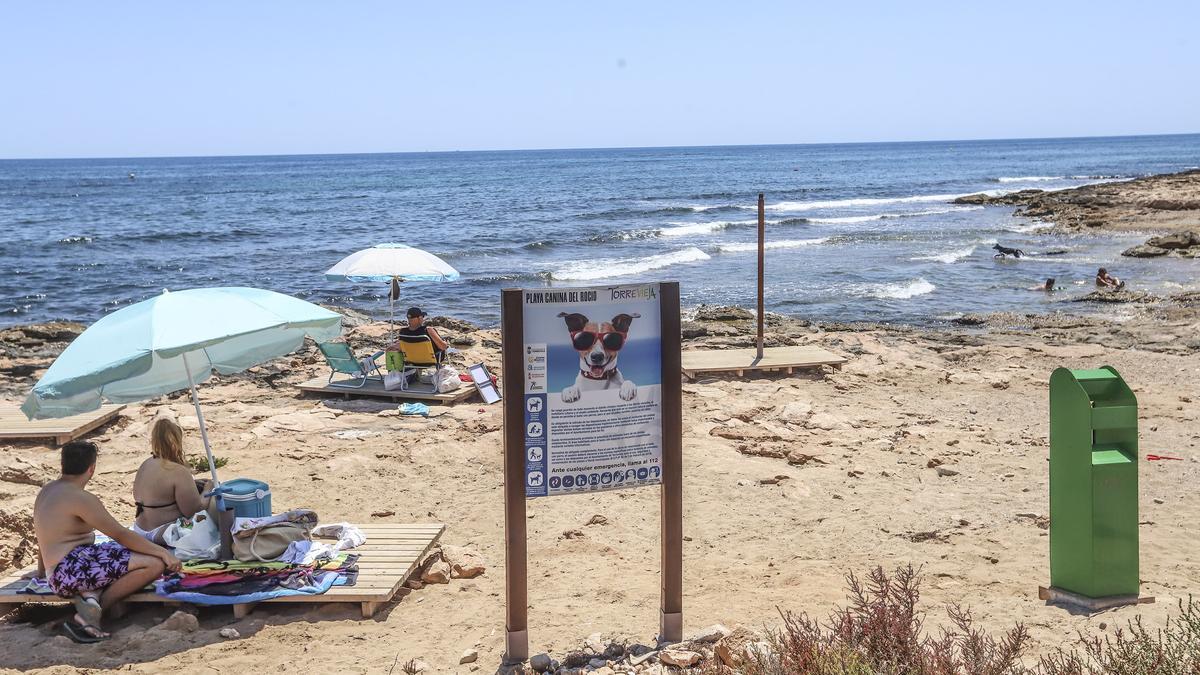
left=2, top=134, right=1199, bottom=329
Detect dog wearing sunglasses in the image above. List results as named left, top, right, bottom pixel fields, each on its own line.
left=558, top=311, right=640, bottom=403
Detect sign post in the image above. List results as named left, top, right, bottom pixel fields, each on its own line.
left=501, top=281, right=683, bottom=661
left=757, top=192, right=765, bottom=360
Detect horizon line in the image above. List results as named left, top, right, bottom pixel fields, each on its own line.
left=2, top=130, right=1198, bottom=163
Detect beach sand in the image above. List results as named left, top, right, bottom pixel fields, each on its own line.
left=1, top=176, right=1199, bottom=672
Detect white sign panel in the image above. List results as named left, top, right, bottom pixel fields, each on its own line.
left=522, top=283, right=662, bottom=497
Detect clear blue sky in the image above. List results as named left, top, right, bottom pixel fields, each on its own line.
left=2, top=1, right=1197, bottom=158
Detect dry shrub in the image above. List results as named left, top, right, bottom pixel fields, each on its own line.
left=1038, top=597, right=1200, bottom=675
left=703, top=565, right=1199, bottom=674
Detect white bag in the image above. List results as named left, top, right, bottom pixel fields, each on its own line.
left=163, top=511, right=221, bottom=560
left=383, top=371, right=407, bottom=391
left=434, top=367, right=462, bottom=393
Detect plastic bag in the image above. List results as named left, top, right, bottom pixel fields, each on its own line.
left=435, top=367, right=462, bottom=393
left=163, top=511, right=221, bottom=560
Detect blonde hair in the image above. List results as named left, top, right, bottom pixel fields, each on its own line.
left=150, top=417, right=186, bottom=466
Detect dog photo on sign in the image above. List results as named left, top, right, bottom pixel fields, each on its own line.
left=557, top=311, right=640, bottom=403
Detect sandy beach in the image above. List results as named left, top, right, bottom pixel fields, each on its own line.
left=1, top=175, right=1199, bottom=673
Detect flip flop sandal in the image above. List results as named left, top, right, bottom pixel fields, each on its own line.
left=61, top=618, right=108, bottom=644
left=71, top=595, right=103, bottom=629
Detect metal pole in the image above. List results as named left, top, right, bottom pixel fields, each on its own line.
left=659, top=281, right=683, bottom=643
left=757, top=193, right=765, bottom=360
left=180, top=352, right=220, bottom=487
left=500, top=288, right=529, bottom=662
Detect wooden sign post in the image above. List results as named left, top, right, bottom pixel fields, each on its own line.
left=757, top=192, right=765, bottom=360
left=500, top=282, right=683, bottom=662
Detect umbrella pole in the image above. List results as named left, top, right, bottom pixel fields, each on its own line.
left=181, top=353, right=220, bottom=487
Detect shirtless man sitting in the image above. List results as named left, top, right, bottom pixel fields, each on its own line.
left=34, top=440, right=182, bottom=643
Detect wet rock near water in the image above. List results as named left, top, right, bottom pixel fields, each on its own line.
left=1071, top=289, right=1158, bottom=304
left=1122, top=230, right=1200, bottom=259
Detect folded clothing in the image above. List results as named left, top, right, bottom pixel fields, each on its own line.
left=312, top=522, right=366, bottom=550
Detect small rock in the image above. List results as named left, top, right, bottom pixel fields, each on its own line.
left=1153, top=498, right=1165, bottom=505
left=660, top=649, right=701, bottom=668
left=586, top=514, right=608, bottom=526
left=935, top=466, right=959, bottom=477
left=441, top=545, right=487, bottom=579
left=588, top=658, right=607, bottom=669
left=371, top=510, right=396, bottom=518
left=420, top=559, right=452, bottom=584
left=926, top=458, right=944, bottom=468
left=688, top=623, right=732, bottom=643
left=460, top=648, right=479, bottom=664
left=529, top=653, right=554, bottom=672
left=593, top=668, right=615, bottom=675
left=404, top=579, right=425, bottom=590
left=218, top=627, right=240, bottom=639
left=155, top=610, right=199, bottom=633
left=561, top=529, right=585, bottom=539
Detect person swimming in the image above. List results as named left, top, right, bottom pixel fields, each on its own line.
left=1030, top=277, right=1057, bottom=292
left=1096, top=268, right=1123, bottom=289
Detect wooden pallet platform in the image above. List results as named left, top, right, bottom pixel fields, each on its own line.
left=0, top=523, right=444, bottom=620
left=681, top=346, right=846, bottom=379
left=297, top=374, right=475, bottom=404
left=0, top=403, right=126, bottom=446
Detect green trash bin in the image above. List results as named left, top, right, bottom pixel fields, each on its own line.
left=1048, top=366, right=1139, bottom=599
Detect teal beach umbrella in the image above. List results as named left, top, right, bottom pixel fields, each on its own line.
left=22, top=287, right=342, bottom=484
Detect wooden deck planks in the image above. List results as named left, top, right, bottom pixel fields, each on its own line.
left=296, top=375, right=476, bottom=404
left=0, top=522, right=444, bottom=619
left=680, top=346, right=846, bottom=379
left=0, top=403, right=126, bottom=446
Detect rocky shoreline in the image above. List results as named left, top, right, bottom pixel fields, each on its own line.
left=954, top=168, right=1200, bottom=233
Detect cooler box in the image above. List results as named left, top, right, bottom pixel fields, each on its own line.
left=219, top=478, right=272, bottom=518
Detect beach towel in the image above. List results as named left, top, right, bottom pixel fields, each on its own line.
left=154, top=569, right=344, bottom=604
left=399, top=402, right=429, bottom=416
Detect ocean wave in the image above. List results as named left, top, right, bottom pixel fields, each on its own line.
left=464, top=271, right=552, bottom=285
left=993, top=176, right=1064, bottom=183
left=994, top=174, right=1125, bottom=183
left=805, top=206, right=983, bottom=224
left=660, top=220, right=756, bottom=236
left=763, top=194, right=966, bottom=212
left=551, top=247, right=710, bottom=281
left=1005, top=222, right=1051, bottom=233
left=57, top=235, right=94, bottom=244
left=713, top=238, right=829, bottom=253
left=522, top=240, right=555, bottom=250
left=913, top=246, right=975, bottom=264
left=848, top=278, right=936, bottom=300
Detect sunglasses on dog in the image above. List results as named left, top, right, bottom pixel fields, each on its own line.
left=571, top=330, right=626, bottom=351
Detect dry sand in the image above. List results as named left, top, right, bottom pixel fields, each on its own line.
left=0, top=298, right=1197, bottom=673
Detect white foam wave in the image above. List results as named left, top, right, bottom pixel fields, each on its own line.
left=1006, top=223, right=1051, bottom=233
left=913, top=246, right=975, bottom=264
left=995, top=176, right=1064, bottom=183
left=552, top=247, right=710, bottom=281
left=805, top=206, right=981, bottom=224
left=764, top=194, right=966, bottom=212
left=715, top=238, right=829, bottom=253
left=660, top=220, right=751, bottom=236
left=849, top=278, right=936, bottom=300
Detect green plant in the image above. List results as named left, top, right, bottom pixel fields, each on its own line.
left=188, top=455, right=227, bottom=473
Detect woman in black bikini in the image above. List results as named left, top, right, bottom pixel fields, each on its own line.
left=131, top=417, right=212, bottom=543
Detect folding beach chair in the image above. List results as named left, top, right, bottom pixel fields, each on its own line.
left=317, top=342, right=385, bottom=389
left=392, top=334, right=444, bottom=390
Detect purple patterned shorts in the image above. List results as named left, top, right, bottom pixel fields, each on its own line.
left=49, top=541, right=131, bottom=598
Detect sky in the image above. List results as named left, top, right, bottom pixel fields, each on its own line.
left=2, top=1, right=1197, bottom=159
